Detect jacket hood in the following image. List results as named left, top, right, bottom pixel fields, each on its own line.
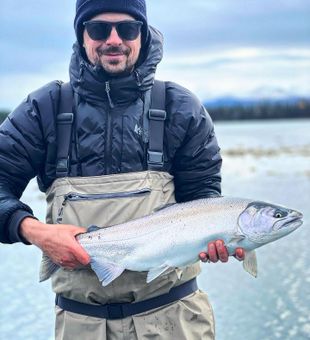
left=69, top=26, right=163, bottom=105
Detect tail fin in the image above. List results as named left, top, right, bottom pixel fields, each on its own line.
left=39, top=253, right=60, bottom=282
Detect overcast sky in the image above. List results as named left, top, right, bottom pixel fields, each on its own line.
left=1, top=0, right=309, bottom=109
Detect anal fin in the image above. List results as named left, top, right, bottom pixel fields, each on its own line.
left=147, top=264, right=172, bottom=283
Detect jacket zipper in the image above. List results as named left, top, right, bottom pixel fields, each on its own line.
left=105, top=81, right=114, bottom=175
left=78, top=62, right=85, bottom=84
left=134, top=70, right=142, bottom=87
left=105, top=81, right=114, bottom=108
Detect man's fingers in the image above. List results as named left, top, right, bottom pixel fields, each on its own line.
left=215, top=240, right=229, bottom=262
left=207, top=242, right=219, bottom=263
left=72, top=226, right=88, bottom=238
left=199, top=252, right=209, bottom=262
left=59, top=249, right=89, bottom=268
left=59, top=260, right=76, bottom=268
left=75, top=250, right=90, bottom=266
left=234, top=247, right=245, bottom=261
left=64, top=228, right=90, bottom=266
left=200, top=240, right=245, bottom=264
left=207, top=240, right=228, bottom=263
left=71, top=241, right=90, bottom=266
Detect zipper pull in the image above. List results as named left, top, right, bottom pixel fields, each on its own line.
left=56, top=202, right=65, bottom=224
left=135, top=70, right=142, bottom=87
left=78, top=62, right=85, bottom=84
left=105, top=81, right=115, bottom=108
left=56, top=195, right=71, bottom=223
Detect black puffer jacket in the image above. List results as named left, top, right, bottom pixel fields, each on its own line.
left=0, top=27, right=222, bottom=244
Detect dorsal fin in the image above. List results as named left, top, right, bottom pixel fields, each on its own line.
left=87, top=225, right=101, bottom=233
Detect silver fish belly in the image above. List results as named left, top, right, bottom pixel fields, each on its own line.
left=39, top=196, right=303, bottom=286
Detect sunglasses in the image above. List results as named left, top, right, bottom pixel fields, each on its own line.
left=83, top=20, right=143, bottom=41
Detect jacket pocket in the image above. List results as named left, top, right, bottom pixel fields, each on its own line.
left=56, top=188, right=152, bottom=227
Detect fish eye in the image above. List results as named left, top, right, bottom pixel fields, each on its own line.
left=274, top=210, right=286, bottom=218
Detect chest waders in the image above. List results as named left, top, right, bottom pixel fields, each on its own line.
left=47, top=81, right=215, bottom=339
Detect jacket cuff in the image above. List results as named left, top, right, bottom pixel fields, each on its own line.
left=8, top=210, right=37, bottom=245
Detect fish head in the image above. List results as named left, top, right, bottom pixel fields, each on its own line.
left=238, top=201, right=303, bottom=244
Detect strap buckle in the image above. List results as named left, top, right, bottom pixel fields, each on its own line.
left=148, top=109, right=166, bottom=121
left=57, top=112, right=74, bottom=124
left=147, top=151, right=164, bottom=166
left=56, top=158, right=69, bottom=177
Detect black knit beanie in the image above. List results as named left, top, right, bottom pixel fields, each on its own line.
left=74, top=0, right=148, bottom=47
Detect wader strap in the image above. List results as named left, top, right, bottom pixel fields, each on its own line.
left=56, top=82, right=74, bottom=177
left=147, top=80, right=166, bottom=170
left=56, top=278, right=197, bottom=320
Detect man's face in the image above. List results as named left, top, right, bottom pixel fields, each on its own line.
left=83, top=12, right=142, bottom=75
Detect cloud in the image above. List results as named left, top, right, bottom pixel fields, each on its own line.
left=148, top=0, right=310, bottom=51
left=0, top=0, right=309, bottom=109
left=0, top=62, right=70, bottom=109
left=0, top=1, right=75, bottom=75
left=157, top=47, right=310, bottom=100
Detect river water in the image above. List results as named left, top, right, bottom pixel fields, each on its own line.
left=1, top=119, right=309, bottom=340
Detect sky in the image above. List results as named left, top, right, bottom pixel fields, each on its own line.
left=0, top=0, right=310, bottom=110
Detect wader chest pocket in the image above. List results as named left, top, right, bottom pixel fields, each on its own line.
left=56, top=189, right=152, bottom=227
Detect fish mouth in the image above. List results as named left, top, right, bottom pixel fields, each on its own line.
left=275, top=214, right=303, bottom=231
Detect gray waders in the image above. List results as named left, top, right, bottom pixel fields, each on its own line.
left=44, top=82, right=215, bottom=339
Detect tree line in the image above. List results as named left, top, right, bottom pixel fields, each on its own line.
left=207, top=99, right=310, bottom=121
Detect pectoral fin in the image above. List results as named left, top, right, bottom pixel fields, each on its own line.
left=147, top=264, right=172, bottom=283
left=90, top=259, right=125, bottom=287
left=39, top=253, right=60, bottom=282
left=225, top=235, right=246, bottom=254
left=243, top=250, right=258, bottom=277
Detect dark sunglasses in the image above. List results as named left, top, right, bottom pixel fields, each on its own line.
left=83, top=20, right=143, bottom=41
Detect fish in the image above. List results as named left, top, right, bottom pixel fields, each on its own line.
left=40, top=196, right=303, bottom=286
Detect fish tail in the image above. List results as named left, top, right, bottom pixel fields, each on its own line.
left=39, top=253, right=60, bottom=282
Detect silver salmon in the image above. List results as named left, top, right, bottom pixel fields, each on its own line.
left=40, top=196, right=303, bottom=286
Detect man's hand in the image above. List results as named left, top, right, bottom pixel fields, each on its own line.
left=199, top=240, right=245, bottom=263
left=20, top=217, right=90, bottom=269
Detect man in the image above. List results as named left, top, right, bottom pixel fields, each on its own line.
left=0, top=1, right=244, bottom=339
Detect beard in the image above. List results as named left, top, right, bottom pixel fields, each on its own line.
left=94, top=45, right=134, bottom=75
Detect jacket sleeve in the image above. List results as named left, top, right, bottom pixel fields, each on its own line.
left=0, top=94, right=48, bottom=244
left=168, top=84, right=222, bottom=202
